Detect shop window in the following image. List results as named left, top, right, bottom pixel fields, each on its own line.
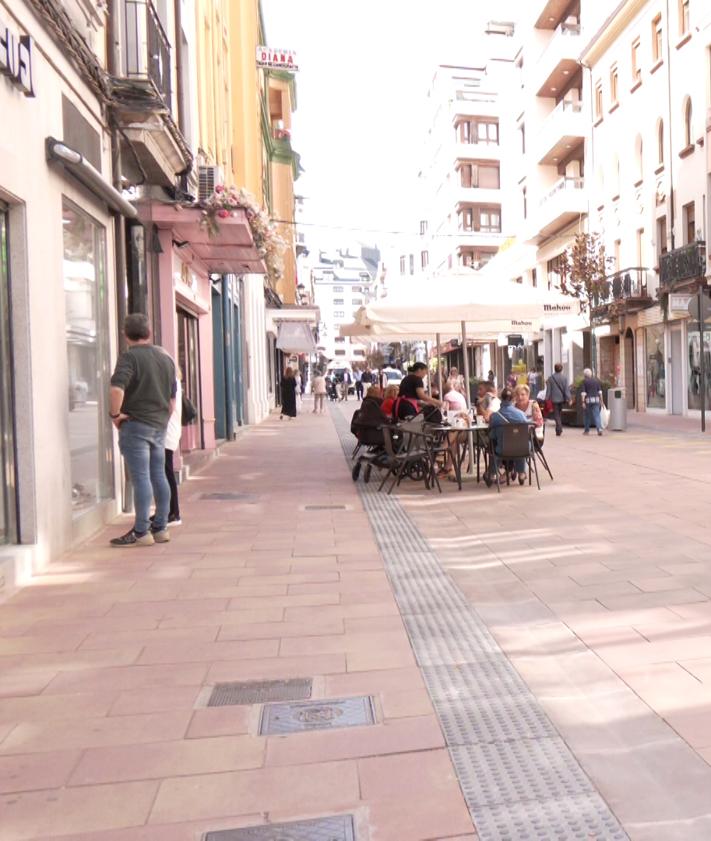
left=0, top=204, right=16, bottom=543
left=645, top=324, right=666, bottom=409
left=688, top=327, right=711, bottom=411
left=62, top=199, right=113, bottom=515
left=177, top=308, right=201, bottom=438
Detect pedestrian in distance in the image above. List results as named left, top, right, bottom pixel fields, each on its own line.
left=448, top=366, right=466, bottom=396
left=545, top=363, right=571, bottom=437
left=340, top=369, right=352, bottom=401
left=354, top=368, right=364, bottom=400
left=280, top=367, right=298, bottom=420
left=312, top=370, right=327, bottom=414
left=294, top=370, right=302, bottom=404
left=108, top=313, right=176, bottom=548
left=361, top=368, right=373, bottom=387
left=581, top=367, right=605, bottom=436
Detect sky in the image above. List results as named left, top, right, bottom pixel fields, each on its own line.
left=262, top=0, right=523, bottom=253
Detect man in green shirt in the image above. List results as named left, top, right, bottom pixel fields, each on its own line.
left=108, top=314, right=176, bottom=547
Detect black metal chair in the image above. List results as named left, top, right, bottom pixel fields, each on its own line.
left=378, top=421, right=435, bottom=495
left=487, top=422, right=540, bottom=492
left=531, top=424, right=554, bottom=481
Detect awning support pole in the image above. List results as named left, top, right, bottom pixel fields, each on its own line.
left=461, top=320, right=477, bottom=478
left=436, top=333, right=441, bottom=395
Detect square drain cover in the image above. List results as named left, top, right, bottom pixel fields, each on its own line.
left=200, top=492, right=257, bottom=501
left=204, top=814, right=355, bottom=840
left=207, top=678, right=312, bottom=707
left=260, top=696, right=375, bottom=735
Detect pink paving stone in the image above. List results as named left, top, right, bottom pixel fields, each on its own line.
left=379, top=688, right=438, bottom=719
left=109, top=686, right=203, bottom=716
left=0, top=710, right=192, bottom=754
left=42, top=663, right=208, bottom=695
left=80, top=626, right=219, bottom=650
left=69, top=734, right=265, bottom=785
left=283, top=602, right=400, bottom=622
left=0, top=671, right=58, bottom=699
left=0, top=631, right=89, bottom=656
left=137, top=638, right=279, bottom=666
left=279, top=631, right=414, bottom=658
left=158, top=607, right=285, bottom=628
left=0, top=779, right=159, bottom=840
left=358, top=750, right=474, bottom=840
left=217, top=619, right=345, bottom=641
left=148, top=760, right=360, bottom=824
left=226, top=593, right=342, bottom=609
left=345, top=648, right=418, bottom=673
left=0, top=691, right=116, bottom=725
left=0, top=647, right=143, bottom=673
left=265, top=715, right=444, bottom=766
left=323, top=666, right=428, bottom=697
left=186, top=706, right=253, bottom=739
left=342, top=615, right=406, bottom=633
left=0, top=750, right=81, bottom=793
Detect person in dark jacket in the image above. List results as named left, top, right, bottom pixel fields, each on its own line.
left=581, top=368, right=605, bottom=436
left=352, top=386, right=386, bottom=446
left=280, top=367, right=298, bottom=420
left=545, top=363, right=571, bottom=437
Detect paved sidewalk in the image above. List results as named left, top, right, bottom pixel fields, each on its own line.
left=0, top=403, right=475, bottom=841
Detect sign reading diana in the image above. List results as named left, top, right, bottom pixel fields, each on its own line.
left=256, top=46, right=298, bottom=72
left=0, top=16, right=34, bottom=96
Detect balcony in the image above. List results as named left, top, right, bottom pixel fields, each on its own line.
left=110, top=0, right=190, bottom=186
left=533, top=22, right=582, bottom=97
left=659, top=241, right=707, bottom=291
left=590, top=268, right=654, bottom=321
left=454, top=141, right=501, bottom=163
left=536, top=100, right=585, bottom=165
left=530, top=176, right=587, bottom=242
left=455, top=187, right=501, bottom=207
left=535, top=0, right=578, bottom=29
left=451, top=94, right=499, bottom=119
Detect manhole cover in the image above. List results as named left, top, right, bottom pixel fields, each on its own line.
left=259, top=696, right=375, bottom=735
left=303, top=505, right=347, bottom=511
left=200, top=492, right=257, bottom=501
left=204, top=814, right=355, bottom=840
left=207, top=678, right=312, bottom=707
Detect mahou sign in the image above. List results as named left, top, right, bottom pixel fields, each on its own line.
left=256, top=46, right=298, bottom=72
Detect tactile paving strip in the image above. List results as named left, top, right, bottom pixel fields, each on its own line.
left=203, top=814, right=355, bottom=840
left=330, top=406, right=629, bottom=841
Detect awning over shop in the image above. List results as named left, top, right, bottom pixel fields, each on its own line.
left=276, top=320, right=317, bottom=354
left=150, top=205, right=267, bottom=274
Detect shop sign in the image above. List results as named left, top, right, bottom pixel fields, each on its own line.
left=256, top=46, right=298, bottom=72
left=507, top=334, right=524, bottom=347
left=0, top=17, right=34, bottom=97
left=669, top=294, right=691, bottom=312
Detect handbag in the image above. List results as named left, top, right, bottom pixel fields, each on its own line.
left=543, top=399, right=554, bottom=418
left=600, top=405, right=610, bottom=429
left=181, top=393, right=197, bottom=426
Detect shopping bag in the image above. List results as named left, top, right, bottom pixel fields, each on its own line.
left=543, top=399, right=554, bottom=418
left=600, top=406, right=610, bottom=429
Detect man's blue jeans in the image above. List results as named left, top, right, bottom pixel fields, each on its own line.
left=119, top=420, right=170, bottom=534
left=584, top=402, right=602, bottom=432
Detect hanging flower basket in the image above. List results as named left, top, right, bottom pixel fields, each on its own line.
left=200, top=186, right=286, bottom=286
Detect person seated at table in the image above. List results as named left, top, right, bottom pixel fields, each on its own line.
left=442, top=379, right=470, bottom=481
left=380, top=385, right=399, bottom=418
left=393, top=362, right=443, bottom=421
left=513, top=384, right=544, bottom=443
left=485, top=386, right=530, bottom=487
left=477, top=381, right=501, bottom=417
left=443, top=379, right=468, bottom=417
left=448, top=367, right=466, bottom=395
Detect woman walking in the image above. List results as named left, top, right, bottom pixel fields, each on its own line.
left=280, top=367, right=298, bottom=420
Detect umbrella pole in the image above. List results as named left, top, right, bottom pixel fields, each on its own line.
left=461, top=321, right=477, bottom=479
left=436, top=333, right=441, bottom=396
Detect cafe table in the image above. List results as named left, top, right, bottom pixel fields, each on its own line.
left=424, top=421, right=490, bottom=490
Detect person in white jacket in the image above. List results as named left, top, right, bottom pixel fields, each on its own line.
left=162, top=373, right=183, bottom=525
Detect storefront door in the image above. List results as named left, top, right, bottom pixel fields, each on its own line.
left=177, top=307, right=202, bottom=449
left=0, top=204, right=16, bottom=543
left=624, top=330, right=635, bottom=409
left=670, top=328, right=683, bottom=415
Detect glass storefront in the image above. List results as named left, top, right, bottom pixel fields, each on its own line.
left=0, top=204, right=16, bottom=543
left=687, top=327, right=711, bottom=411
left=645, top=324, right=666, bottom=409
left=177, top=307, right=202, bottom=445
left=62, top=200, right=113, bottom=515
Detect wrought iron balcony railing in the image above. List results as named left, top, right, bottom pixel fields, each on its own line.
left=123, top=0, right=171, bottom=108
left=659, top=241, right=706, bottom=290
left=591, top=268, right=652, bottom=310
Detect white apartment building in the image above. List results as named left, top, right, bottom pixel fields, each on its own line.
left=583, top=0, right=708, bottom=417
left=311, top=247, right=378, bottom=366
left=420, top=60, right=515, bottom=275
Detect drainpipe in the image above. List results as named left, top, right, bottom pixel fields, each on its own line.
left=581, top=57, right=598, bottom=375
left=665, top=0, right=676, bottom=250
left=173, top=0, right=185, bottom=136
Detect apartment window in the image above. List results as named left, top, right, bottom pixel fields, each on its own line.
left=333, top=298, right=344, bottom=305
left=610, top=65, right=619, bottom=105
left=420, top=220, right=428, bottom=235
left=399, top=256, right=406, bottom=274
left=352, top=286, right=361, bottom=292
left=334, top=349, right=346, bottom=356
left=594, top=81, right=603, bottom=120
left=547, top=254, right=566, bottom=290
left=631, top=38, right=641, bottom=84
left=409, top=254, right=414, bottom=275
left=421, top=250, right=429, bottom=269
left=459, top=118, right=499, bottom=145
left=656, top=217, right=667, bottom=262
left=636, top=228, right=645, bottom=267
left=332, top=286, right=343, bottom=292
left=531, top=268, right=537, bottom=287
left=479, top=207, right=501, bottom=233
left=333, top=311, right=344, bottom=318
left=683, top=97, right=693, bottom=147
left=353, top=349, right=365, bottom=357
left=657, top=119, right=665, bottom=167
left=352, top=298, right=363, bottom=306
left=684, top=202, right=696, bottom=243
left=652, top=14, right=663, bottom=64
left=335, top=337, right=345, bottom=343
left=679, top=0, right=690, bottom=35
left=460, top=162, right=500, bottom=189
left=459, top=248, right=496, bottom=269
left=519, top=121, right=526, bottom=154
left=522, top=187, right=527, bottom=220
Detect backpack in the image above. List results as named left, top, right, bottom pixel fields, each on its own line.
left=181, top=393, right=197, bottom=426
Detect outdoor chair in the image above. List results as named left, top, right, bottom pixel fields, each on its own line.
left=532, top=424, right=554, bottom=481
left=378, top=421, right=436, bottom=495
left=487, top=422, right=540, bottom=492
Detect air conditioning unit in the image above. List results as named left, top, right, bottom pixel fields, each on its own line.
left=198, top=166, right=224, bottom=202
